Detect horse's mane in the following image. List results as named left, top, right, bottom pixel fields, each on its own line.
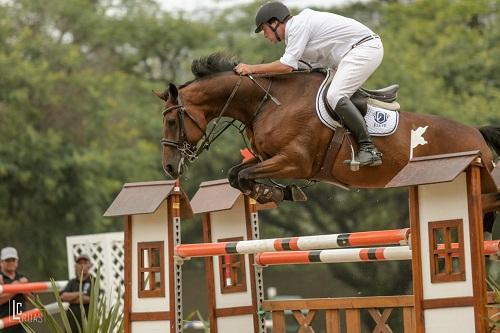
left=191, top=53, right=239, bottom=79
left=179, top=52, right=321, bottom=88
left=178, top=53, right=239, bottom=88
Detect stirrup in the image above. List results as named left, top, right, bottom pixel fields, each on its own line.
left=344, top=145, right=382, bottom=171
left=344, top=144, right=361, bottom=171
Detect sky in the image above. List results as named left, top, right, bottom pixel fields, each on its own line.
left=157, top=0, right=361, bottom=14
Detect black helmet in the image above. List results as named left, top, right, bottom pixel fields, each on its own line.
left=254, top=2, right=290, bottom=33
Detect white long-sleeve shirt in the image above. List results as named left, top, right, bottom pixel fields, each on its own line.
left=280, top=9, right=376, bottom=69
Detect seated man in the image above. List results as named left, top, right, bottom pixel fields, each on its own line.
left=234, top=1, right=383, bottom=166
left=0, top=247, right=30, bottom=333
left=60, top=254, right=93, bottom=333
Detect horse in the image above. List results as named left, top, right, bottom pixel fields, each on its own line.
left=155, top=53, right=500, bottom=205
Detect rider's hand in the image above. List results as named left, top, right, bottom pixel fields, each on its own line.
left=234, top=63, right=253, bottom=75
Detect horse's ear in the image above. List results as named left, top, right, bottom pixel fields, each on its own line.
left=153, top=90, right=168, bottom=101
left=168, top=83, right=178, bottom=103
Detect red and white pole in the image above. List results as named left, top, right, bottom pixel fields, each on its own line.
left=0, top=281, right=67, bottom=295
left=176, top=228, right=410, bottom=258
left=255, top=246, right=412, bottom=266
left=255, top=240, right=500, bottom=266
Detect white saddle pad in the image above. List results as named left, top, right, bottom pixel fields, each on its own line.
left=315, top=69, right=399, bottom=136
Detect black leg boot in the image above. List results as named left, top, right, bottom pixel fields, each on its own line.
left=336, top=97, right=382, bottom=166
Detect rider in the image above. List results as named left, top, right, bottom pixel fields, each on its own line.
left=234, top=1, right=383, bottom=166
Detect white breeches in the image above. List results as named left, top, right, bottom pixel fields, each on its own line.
left=327, top=38, right=384, bottom=109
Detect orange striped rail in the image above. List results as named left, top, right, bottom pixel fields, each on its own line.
left=176, top=228, right=410, bottom=258
left=0, top=281, right=67, bottom=295
left=255, top=240, right=499, bottom=266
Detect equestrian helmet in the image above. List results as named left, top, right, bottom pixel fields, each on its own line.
left=254, top=2, right=290, bottom=33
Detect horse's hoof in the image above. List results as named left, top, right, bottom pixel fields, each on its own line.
left=284, top=185, right=307, bottom=201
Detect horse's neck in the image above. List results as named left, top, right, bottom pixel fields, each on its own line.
left=184, top=75, right=262, bottom=124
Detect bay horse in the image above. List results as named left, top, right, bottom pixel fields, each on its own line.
left=156, top=54, right=500, bottom=205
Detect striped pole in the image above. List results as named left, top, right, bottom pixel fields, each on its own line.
left=0, top=302, right=69, bottom=329
left=0, top=281, right=67, bottom=295
left=484, top=240, right=500, bottom=254
left=255, top=240, right=500, bottom=266
left=255, top=246, right=412, bottom=266
left=175, top=228, right=410, bottom=258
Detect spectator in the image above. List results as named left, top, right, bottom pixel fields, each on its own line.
left=0, top=247, right=30, bottom=333
left=60, top=254, right=93, bottom=333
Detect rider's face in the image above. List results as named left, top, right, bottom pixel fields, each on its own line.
left=261, top=22, right=281, bottom=44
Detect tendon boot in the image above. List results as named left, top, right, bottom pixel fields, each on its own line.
left=336, top=97, right=382, bottom=167
left=252, top=183, right=284, bottom=204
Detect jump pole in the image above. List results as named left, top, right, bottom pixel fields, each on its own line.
left=255, top=240, right=499, bottom=266
left=0, top=281, right=67, bottom=295
left=175, top=228, right=410, bottom=258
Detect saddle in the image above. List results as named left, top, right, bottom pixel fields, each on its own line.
left=313, top=68, right=401, bottom=182
left=322, top=78, right=400, bottom=119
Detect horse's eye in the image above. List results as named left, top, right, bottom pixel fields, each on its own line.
left=168, top=118, right=177, bottom=128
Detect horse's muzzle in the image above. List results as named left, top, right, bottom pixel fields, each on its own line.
left=163, top=163, right=178, bottom=179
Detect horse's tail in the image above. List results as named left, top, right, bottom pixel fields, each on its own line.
left=479, top=125, right=500, bottom=156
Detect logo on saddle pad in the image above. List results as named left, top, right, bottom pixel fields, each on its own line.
left=374, top=111, right=389, bottom=125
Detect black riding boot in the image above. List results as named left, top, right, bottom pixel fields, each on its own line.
left=336, top=97, right=382, bottom=166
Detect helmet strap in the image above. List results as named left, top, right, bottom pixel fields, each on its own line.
left=269, top=22, right=282, bottom=42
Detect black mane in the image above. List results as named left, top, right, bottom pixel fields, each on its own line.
left=191, top=53, right=239, bottom=79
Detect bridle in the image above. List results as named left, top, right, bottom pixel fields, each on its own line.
left=160, top=76, right=243, bottom=165
left=161, top=103, right=203, bottom=163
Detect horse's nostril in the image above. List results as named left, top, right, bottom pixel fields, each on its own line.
left=166, top=164, right=174, bottom=174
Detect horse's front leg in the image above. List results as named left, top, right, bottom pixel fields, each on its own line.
left=227, top=158, right=259, bottom=193
left=237, top=153, right=311, bottom=204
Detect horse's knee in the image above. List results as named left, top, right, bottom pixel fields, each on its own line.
left=227, top=166, right=240, bottom=188
left=237, top=169, right=250, bottom=183
left=236, top=169, right=254, bottom=194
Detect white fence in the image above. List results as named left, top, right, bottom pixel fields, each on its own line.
left=66, top=232, right=124, bottom=307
